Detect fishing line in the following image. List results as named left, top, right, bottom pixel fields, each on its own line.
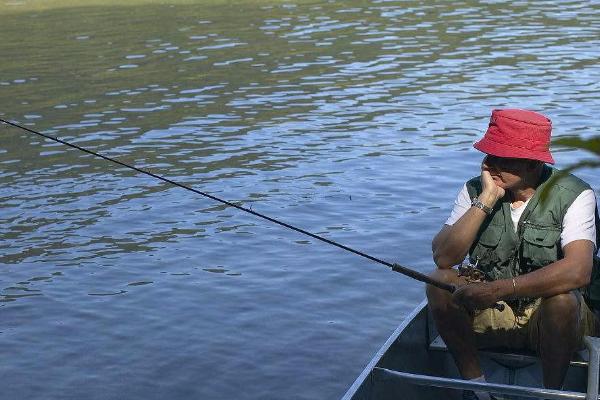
left=1, top=117, right=455, bottom=292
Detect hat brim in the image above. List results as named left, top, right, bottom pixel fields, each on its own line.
left=474, top=137, right=554, bottom=164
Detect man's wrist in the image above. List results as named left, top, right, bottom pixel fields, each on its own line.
left=478, top=192, right=497, bottom=209
left=471, top=197, right=493, bottom=215
left=493, top=279, right=515, bottom=301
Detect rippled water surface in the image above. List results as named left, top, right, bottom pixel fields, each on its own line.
left=1, top=1, right=599, bottom=399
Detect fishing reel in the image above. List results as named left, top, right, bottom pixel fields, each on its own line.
left=456, top=258, right=505, bottom=312
left=457, top=258, right=487, bottom=283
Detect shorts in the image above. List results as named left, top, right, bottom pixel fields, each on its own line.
left=472, top=292, right=596, bottom=352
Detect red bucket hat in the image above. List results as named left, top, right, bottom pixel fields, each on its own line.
left=473, top=109, right=554, bottom=164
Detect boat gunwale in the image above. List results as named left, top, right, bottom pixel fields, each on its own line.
left=341, top=299, right=428, bottom=400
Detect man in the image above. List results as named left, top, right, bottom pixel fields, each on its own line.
left=426, top=108, right=600, bottom=400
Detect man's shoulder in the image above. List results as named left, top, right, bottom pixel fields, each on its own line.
left=465, top=176, right=482, bottom=197
left=548, top=167, right=592, bottom=194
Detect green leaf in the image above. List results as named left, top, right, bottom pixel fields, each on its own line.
left=553, top=136, right=600, bottom=156
left=540, top=159, right=600, bottom=201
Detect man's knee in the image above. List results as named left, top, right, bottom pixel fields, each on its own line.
left=540, top=292, right=579, bottom=326
left=541, top=292, right=578, bottom=314
left=426, top=268, right=459, bottom=310
left=428, top=268, right=460, bottom=284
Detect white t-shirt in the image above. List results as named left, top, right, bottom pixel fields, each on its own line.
left=445, top=184, right=597, bottom=250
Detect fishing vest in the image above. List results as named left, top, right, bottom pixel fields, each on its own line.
left=465, top=165, right=600, bottom=306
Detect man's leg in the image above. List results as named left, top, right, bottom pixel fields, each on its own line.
left=426, top=268, right=482, bottom=379
left=537, top=292, right=580, bottom=389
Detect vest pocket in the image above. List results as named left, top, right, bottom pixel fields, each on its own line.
left=471, top=224, right=504, bottom=275
left=521, top=225, right=561, bottom=268
left=477, top=224, right=503, bottom=247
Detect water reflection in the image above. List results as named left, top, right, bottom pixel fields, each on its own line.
left=1, top=0, right=599, bottom=399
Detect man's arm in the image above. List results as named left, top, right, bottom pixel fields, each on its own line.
left=511, top=240, right=594, bottom=297
left=432, top=210, right=489, bottom=269
left=453, top=239, right=595, bottom=310
left=432, top=169, right=505, bottom=268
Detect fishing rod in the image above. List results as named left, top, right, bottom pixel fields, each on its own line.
left=1, top=117, right=456, bottom=293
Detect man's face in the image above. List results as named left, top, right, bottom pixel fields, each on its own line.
left=482, top=155, right=531, bottom=189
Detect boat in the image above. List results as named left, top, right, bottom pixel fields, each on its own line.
left=342, top=300, right=600, bottom=400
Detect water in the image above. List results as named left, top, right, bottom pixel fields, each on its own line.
left=1, top=1, right=599, bottom=399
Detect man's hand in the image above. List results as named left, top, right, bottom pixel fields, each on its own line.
left=453, top=281, right=501, bottom=311
left=479, top=169, right=505, bottom=208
